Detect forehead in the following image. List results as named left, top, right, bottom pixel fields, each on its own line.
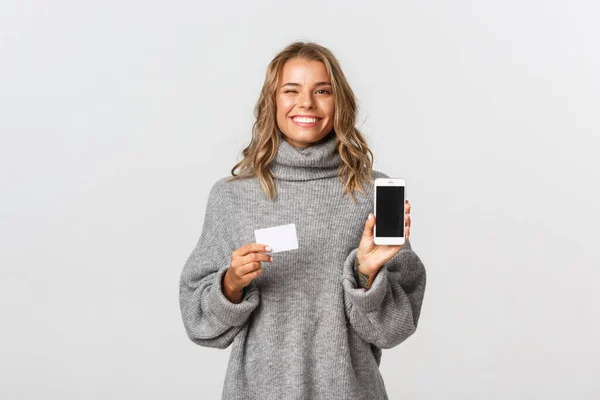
left=279, top=59, right=330, bottom=82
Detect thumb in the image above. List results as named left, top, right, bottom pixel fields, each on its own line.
left=362, top=213, right=375, bottom=239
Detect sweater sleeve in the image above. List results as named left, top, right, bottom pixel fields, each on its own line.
left=341, top=238, right=426, bottom=349
left=179, top=180, right=260, bottom=349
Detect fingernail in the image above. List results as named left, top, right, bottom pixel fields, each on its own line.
left=265, top=246, right=271, bottom=251
left=368, top=213, right=373, bottom=220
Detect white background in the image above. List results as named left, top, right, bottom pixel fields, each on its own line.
left=1, top=0, right=599, bottom=398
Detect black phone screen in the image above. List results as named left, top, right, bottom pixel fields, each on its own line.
left=375, top=185, right=405, bottom=237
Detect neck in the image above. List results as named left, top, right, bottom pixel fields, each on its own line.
left=270, top=131, right=342, bottom=181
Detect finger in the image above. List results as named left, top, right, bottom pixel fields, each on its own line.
left=233, top=242, right=271, bottom=257
left=245, top=266, right=263, bottom=280
left=362, top=213, right=375, bottom=239
left=231, top=251, right=271, bottom=268
left=231, top=261, right=262, bottom=278
left=240, top=262, right=263, bottom=276
left=405, top=200, right=411, bottom=214
left=405, top=213, right=411, bottom=228
left=241, top=251, right=272, bottom=266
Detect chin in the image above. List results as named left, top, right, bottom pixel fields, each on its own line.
left=292, top=130, right=331, bottom=140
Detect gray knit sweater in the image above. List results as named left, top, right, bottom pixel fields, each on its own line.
left=179, top=132, right=427, bottom=400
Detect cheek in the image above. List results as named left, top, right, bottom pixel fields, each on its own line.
left=276, top=98, right=293, bottom=118
left=322, top=100, right=335, bottom=119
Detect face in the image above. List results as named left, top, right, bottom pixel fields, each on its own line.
left=275, top=58, right=335, bottom=149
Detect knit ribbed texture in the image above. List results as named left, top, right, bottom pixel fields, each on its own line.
left=269, top=131, right=342, bottom=181
left=179, top=132, right=427, bottom=400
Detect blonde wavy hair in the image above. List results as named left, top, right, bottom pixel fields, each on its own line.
left=226, top=41, right=375, bottom=203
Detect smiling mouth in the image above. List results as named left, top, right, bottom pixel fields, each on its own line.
left=290, top=116, right=322, bottom=127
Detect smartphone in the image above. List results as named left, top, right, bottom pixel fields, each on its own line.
left=374, top=178, right=406, bottom=246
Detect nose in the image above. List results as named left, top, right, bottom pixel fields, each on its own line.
left=298, top=91, right=315, bottom=109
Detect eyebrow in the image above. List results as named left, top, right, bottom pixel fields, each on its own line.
left=280, top=81, right=332, bottom=89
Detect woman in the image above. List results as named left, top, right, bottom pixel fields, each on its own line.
left=179, top=41, right=427, bottom=400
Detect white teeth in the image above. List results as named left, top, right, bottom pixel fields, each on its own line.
left=293, top=117, right=318, bottom=123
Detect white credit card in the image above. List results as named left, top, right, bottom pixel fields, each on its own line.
left=254, top=223, right=298, bottom=254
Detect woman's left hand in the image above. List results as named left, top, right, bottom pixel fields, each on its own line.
left=356, top=200, right=411, bottom=274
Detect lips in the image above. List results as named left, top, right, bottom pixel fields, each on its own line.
left=290, top=117, right=322, bottom=128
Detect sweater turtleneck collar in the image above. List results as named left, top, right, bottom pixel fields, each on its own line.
left=270, top=131, right=342, bottom=181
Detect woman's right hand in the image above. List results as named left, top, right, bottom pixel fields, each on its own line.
left=224, top=243, right=272, bottom=294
